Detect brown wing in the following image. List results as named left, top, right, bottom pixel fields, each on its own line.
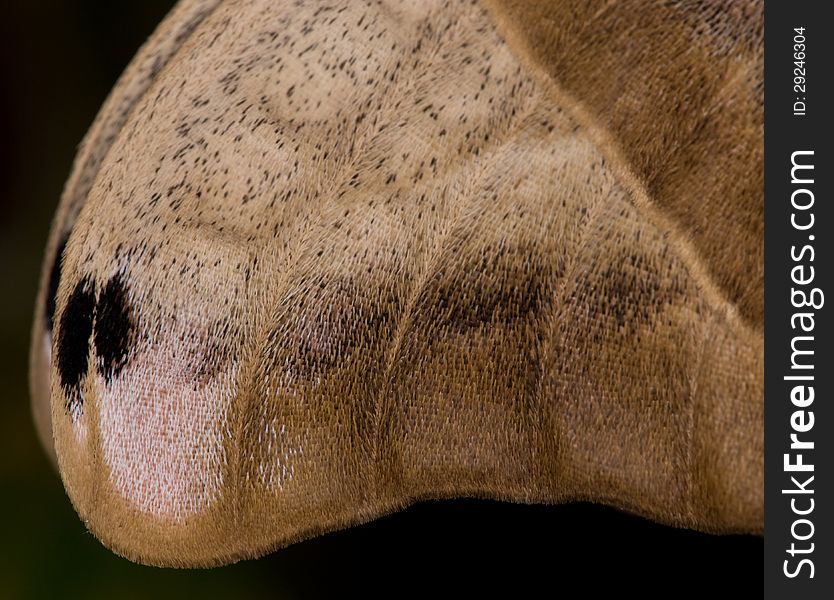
left=35, top=0, right=762, bottom=567
left=481, top=0, right=764, bottom=327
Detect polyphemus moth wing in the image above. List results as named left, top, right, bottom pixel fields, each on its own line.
left=30, top=0, right=763, bottom=567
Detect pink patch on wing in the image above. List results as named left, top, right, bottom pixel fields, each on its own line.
left=96, top=340, right=236, bottom=519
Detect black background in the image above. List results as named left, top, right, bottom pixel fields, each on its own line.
left=0, top=2, right=761, bottom=598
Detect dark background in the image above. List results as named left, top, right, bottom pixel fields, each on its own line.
left=763, top=2, right=832, bottom=598
left=0, top=2, right=762, bottom=598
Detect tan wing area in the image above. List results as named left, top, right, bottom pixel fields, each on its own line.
left=481, top=0, right=764, bottom=328
left=33, top=0, right=762, bottom=567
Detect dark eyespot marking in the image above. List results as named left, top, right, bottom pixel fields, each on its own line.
left=269, top=279, right=394, bottom=384
left=420, top=244, right=558, bottom=337
left=45, top=233, right=70, bottom=334
left=94, top=274, right=135, bottom=382
left=57, top=277, right=96, bottom=403
left=567, top=249, right=688, bottom=334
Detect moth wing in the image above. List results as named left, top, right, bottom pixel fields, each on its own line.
left=30, top=0, right=222, bottom=466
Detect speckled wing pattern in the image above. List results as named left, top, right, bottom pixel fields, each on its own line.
left=31, top=0, right=762, bottom=567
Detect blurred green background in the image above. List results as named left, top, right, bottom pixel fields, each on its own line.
left=0, top=2, right=762, bottom=598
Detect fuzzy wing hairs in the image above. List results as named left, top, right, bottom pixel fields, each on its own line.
left=31, top=0, right=762, bottom=567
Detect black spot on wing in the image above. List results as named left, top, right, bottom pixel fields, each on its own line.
left=94, top=274, right=135, bottom=382
left=45, top=233, right=69, bottom=333
left=56, top=277, right=95, bottom=406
